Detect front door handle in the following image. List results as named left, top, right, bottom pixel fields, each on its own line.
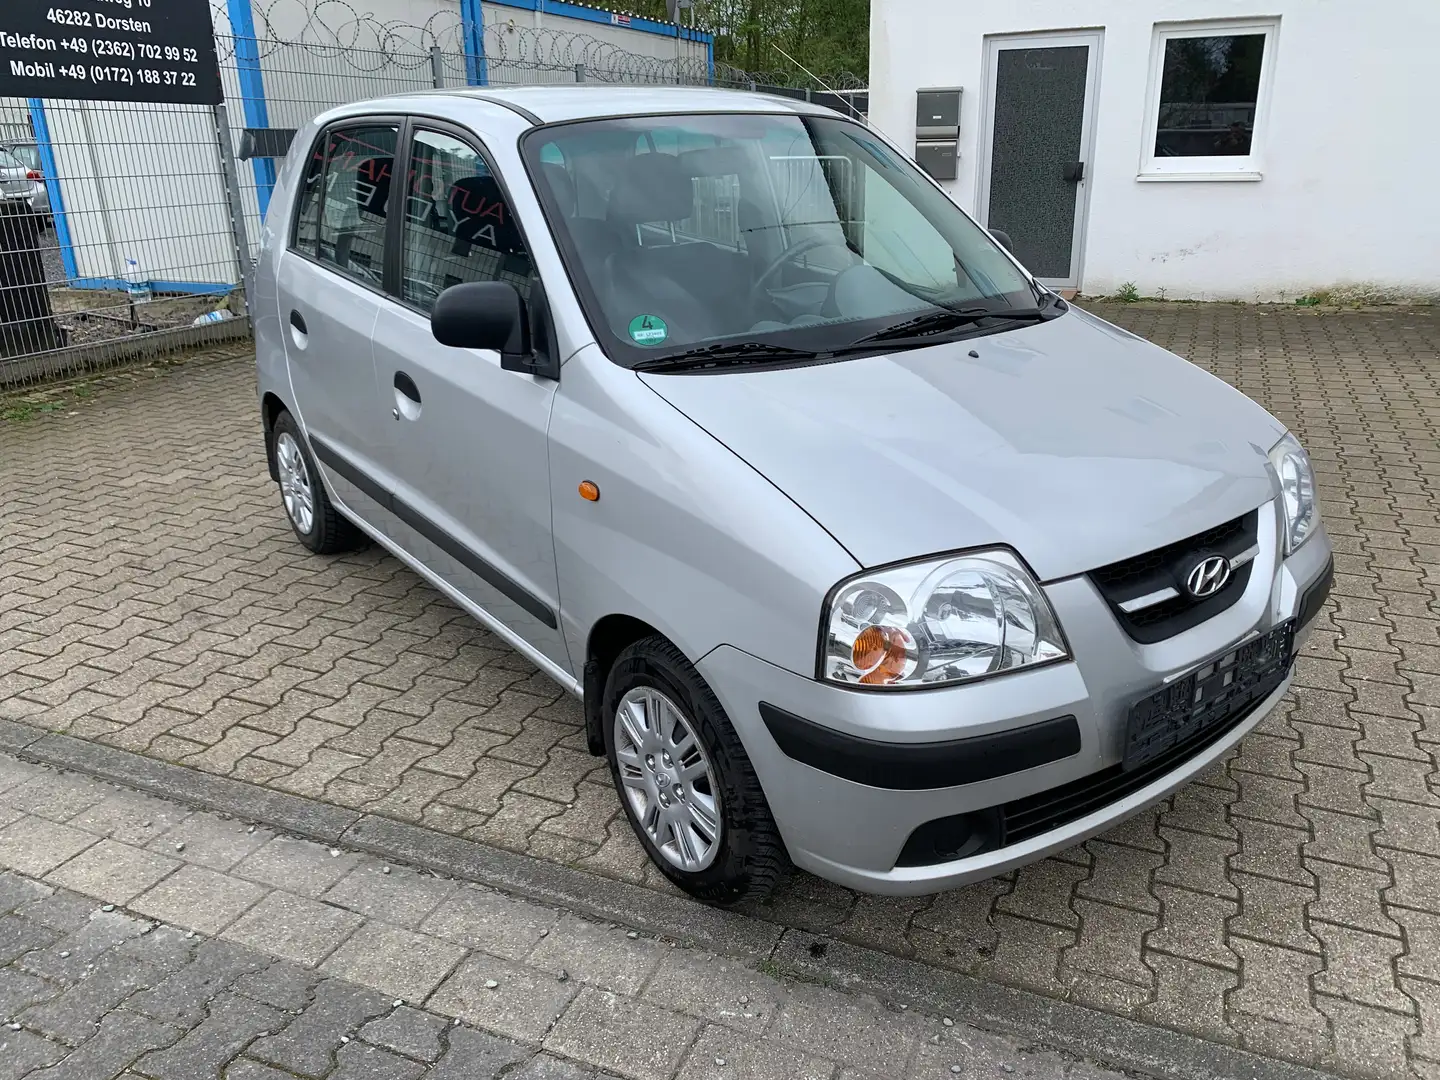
left=394, top=371, right=421, bottom=404
left=1062, top=161, right=1085, bottom=183
left=289, top=310, right=307, bottom=334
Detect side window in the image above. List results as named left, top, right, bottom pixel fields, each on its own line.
left=291, top=135, right=328, bottom=256
left=310, top=124, right=398, bottom=288
left=400, top=129, right=532, bottom=313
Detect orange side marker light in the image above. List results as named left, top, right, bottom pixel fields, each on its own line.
left=579, top=480, right=600, bottom=502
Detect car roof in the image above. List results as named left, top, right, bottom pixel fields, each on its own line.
left=318, top=85, right=840, bottom=127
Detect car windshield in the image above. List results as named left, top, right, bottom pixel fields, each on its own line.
left=0, top=148, right=24, bottom=172
left=523, top=112, right=1040, bottom=367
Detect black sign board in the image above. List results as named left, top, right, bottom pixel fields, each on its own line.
left=0, top=0, right=222, bottom=106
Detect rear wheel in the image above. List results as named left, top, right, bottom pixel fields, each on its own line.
left=271, top=410, right=364, bottom=554
left=603, top=636, right=785, bottom=904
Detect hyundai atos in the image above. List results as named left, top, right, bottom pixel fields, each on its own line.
left=252, top=87, right=1333, bottom=904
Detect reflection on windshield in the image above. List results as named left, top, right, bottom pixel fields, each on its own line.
left=524, top=113, right=1037, bottom=365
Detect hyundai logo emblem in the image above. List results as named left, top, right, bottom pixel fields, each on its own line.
left=1186, top=555, right=1232, bottom=598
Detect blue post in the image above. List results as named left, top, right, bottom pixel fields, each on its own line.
left=461, top=0, right=488, bottom=86
left=26, top=99, right=78, bottom=283
left=226, top=0, right=275, bottom=219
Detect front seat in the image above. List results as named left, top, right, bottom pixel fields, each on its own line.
left=601, top=154, right=731, bottom=343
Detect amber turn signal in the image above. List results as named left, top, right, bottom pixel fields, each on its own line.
left=852, top=624, right=909, bottom=685
left=578, top=480, right=600, bottom=502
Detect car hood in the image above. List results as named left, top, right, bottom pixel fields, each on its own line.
left=638, top=307, right=1286, bottom=580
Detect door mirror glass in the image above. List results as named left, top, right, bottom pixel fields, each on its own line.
left=989, top=228, right=1014, bottom=253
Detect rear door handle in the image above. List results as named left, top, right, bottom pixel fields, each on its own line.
left=289, top=310, right=307, bottom=334
left=394, top=371, right=421, bottom=404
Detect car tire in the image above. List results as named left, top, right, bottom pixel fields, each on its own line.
left=603, top=635, right=786, bottom=905
left=271, top=410, right=364, bottom=554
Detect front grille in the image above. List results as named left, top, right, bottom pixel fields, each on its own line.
left=1089, top=511, right=1260, bottom=643
left=1001, top=679, right=1274, bottom=845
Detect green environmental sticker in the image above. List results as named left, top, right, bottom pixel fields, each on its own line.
left=628, top=314, right=668, bottom=346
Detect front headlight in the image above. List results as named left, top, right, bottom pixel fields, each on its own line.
left=821, top=551, right=1069, bottom=689
left=1269, top=433, right=1318, bottom=555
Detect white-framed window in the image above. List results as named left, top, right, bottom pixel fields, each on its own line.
left=1139, top=19, right=1279, bottom=181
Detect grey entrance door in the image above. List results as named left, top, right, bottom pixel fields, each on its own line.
left=982, top=34, right=1100, bottom=288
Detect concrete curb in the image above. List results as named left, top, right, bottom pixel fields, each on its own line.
left=6, top=719, right=1339, bottom=1080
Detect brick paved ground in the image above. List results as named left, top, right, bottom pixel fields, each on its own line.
left=0, top=755, right=1125, bottom=1080
left=1, top=303, right=1438, bottom=1077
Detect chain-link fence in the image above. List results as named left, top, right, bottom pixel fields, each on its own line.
left=0, top=4, right=865, bottom=391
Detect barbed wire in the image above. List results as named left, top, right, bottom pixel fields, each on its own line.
left=208, top=0, right=863, bottom=89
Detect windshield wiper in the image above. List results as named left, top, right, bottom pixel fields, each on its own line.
left=842, top=305, right=1048, bottom=349
left=633, top=341, right=822, bottom=373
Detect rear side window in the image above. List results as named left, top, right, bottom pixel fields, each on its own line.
left=292, top=124, right=399, bottom=290
left=399, top=128, right=532, bottom=313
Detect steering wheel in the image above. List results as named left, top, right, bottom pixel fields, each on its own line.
left=747, top=234, right=832, bottom=309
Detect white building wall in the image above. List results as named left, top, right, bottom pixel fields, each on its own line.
left=869, top=0, right=1440, bottom=301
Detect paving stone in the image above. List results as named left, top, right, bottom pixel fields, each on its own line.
left=249, top=979, right=392, bottom=1077
left=357, top=1006, right=449, bottom=1062
left=0, top=773, right=108, bottom=823
left=320, top=922, right=465, bottom=1002
left=19, top=951, right=168, bottom=1043
left=224, top=891, right=362, bottom=967
left=0, top=871, right=51, bottom=916
left=770, top=982, right=923, bottom=1074
left=233, top=836, right=362, bottom=897
left=144, top=813, right=271, bottom=871
left=0, top=965, right=61, bottom=1019
left=233, top=962, right=322, bottom=1011
left=426, top=1026, right=531, bottom=1079
left=66, top=792, right=190, bottom=846
left=641, top=951, right=787, bottom=1037
left=331, top=1039, right=427, bottom=1080
left=21, top=909, right=151, bottom=982
left=128, top=939, right=271, bottom=1026
left=0, top=817, right=97, bottom=877
left=31, top=1008, right=180, bottom=1080
left=136, top=992, right=285, bottom=1080
left=545, top=987, right=699, bottom=1080
left=525, top=915, right=666, bottom=995
left=0, top=1027, right=68, bottom=1080
left=321, top=862, right=457, bottom=929
left=428, top=953, right=578, bottom=1043
left=133, top=865, right=268, bottom=936
left=419, top=884, right=559, bottom=961
left=677, top=1024, right=835, bottom=1080
left=0, top=912, right=60, bottom=965
left=46, top=839, right=179, bottom=904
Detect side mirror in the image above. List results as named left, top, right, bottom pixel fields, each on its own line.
left=431, top=281, right=558, bottom=379
left=989, top=228, right=1015, bottom=253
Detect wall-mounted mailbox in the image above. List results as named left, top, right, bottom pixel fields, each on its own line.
left=915, top=141, right=958, bottom=181
left=915, top=87, right=962, bottom=141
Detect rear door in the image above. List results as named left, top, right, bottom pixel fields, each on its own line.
left=277, top=121, right=398, bottom=532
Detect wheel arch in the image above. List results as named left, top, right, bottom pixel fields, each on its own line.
left=260, top=391, right=288, bottom=483
left=582, top=613, right=664, bottom=757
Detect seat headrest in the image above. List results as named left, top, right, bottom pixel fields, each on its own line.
left=538, top=162, right=577, bottom=217
left=352, top=157, right=392, bottom=216
left=605, top=153, right=696, bottom=226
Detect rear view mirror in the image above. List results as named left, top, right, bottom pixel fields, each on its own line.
left=989, top=228, right=1015, bottom=253
left=431, top=280, right=559, bottom=380
left=432, top=280, right=528, bottom=354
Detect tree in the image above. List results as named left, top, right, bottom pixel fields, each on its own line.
left=628, top=0, right=869, bottom=83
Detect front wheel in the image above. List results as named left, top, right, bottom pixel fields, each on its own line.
left=603, top=636, right=786, bottom=905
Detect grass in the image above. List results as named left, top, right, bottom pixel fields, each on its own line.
left=1294, top=290, right=1332, bottom=307
left=1114, top=281, right=1141, bottom=303
left=0, top=400, right=66, bottom=422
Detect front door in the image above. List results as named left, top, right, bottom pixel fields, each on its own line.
left=369, top=122, right=570, bottom=671
left=979, top=33, right=1101, bottom=289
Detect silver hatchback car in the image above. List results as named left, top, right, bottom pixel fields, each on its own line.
left=253, top=87, right=1333, bottom=904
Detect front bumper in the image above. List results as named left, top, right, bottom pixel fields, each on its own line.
left=698, top=505, right=1332, bottom=895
